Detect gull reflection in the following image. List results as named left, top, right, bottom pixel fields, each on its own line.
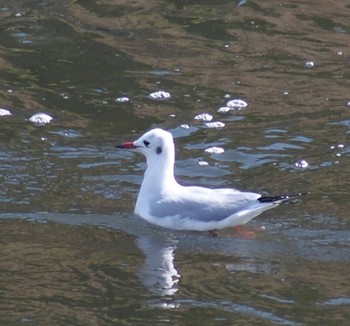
left=137, top=235, right=180, bottom=296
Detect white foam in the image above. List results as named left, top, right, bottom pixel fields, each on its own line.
left=0, top=108, right=12, bottom=116
left=194, top=113, right=213, bottom=122
left=205, top=121, right=225, bottom=129
left=205, top=147, right=225, bottom=154
left=29, top=113, right=53, bottom=125
left=148, top=91, right=171, bottom=100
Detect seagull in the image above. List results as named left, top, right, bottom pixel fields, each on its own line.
left=117, top=128, right=305, bottom=231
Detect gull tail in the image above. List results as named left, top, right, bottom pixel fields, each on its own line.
left=258, top=192, right=309, bottom=204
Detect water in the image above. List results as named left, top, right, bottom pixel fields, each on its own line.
left=1, top=0, right=350, bottom=324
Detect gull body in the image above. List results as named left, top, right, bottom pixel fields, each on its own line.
left=118, top=128, right=303, bottom=231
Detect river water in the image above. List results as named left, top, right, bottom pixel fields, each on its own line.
left=0, top=0, right=349, bottom=324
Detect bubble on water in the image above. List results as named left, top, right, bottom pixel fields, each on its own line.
left=205, top=147, right=225, bottom=154
left=227, top=99, right=248, bottom=109
left=29, top=113, right=53, bottom=125
left=180, top=124, right=190, bottom=129
left=194, top=113, right=213, bottom=122
left=204, top=121, right=225, bottom=129
left=148, top=91, right=171, bottom=100
left=0, top=108, right=12, bottom=116
left=115, top=97, right=129, bottom=103
left=304, top=61, right=315, bottom=68
left=330, top=144, right=345, bottom=150
left=217, top=106, right=231, bottom=113
left=217, top=99, right=248, bottom=113
left=198, top=160, right=209, bottom=166
left=295, top=159, right=308, bottom=169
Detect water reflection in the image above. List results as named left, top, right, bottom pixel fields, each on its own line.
left=137, top=236, right=180, bottom=296
left=1, top=211, right=350, bottom=324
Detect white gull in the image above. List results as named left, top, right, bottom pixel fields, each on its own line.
left=118, top=128, right=305, bottom=231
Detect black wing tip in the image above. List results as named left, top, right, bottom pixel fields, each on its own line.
left=258, top=192, right=309, bottom=203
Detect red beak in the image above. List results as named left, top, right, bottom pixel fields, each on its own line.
left=117, top=141, right=136, bottom=149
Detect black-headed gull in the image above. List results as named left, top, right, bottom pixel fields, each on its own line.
left=118, top=128, right=305, bottom=231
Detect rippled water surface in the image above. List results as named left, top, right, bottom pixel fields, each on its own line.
left=1, top=0, right=350, bottom=324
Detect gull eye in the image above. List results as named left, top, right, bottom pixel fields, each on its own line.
left=143, top=140, right=150, bottom=147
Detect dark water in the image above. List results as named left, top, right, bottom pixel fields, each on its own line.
left=1, top=0, right=350, bottom=324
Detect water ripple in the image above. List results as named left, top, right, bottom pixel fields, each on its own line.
left=165, top=298, right=301, bottom=326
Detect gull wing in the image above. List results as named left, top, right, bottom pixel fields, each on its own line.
left=149, top=187, right=261, bottom=223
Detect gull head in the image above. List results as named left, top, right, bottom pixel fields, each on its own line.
left=118, top=128, right=175, bottom=163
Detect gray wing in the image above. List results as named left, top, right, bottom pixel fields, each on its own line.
left=149, top=192, right=260, bottom=223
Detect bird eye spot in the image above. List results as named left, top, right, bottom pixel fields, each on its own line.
left=143, top=140, right=150, bottom=147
